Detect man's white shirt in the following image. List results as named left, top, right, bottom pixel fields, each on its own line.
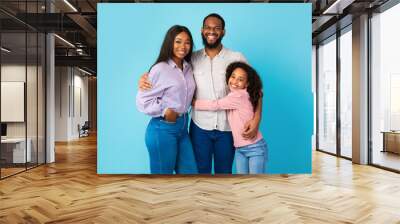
left=191, top=46, right=247, bottom=131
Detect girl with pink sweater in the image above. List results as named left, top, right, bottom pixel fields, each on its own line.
left=193, top=62, right=267, bottom=174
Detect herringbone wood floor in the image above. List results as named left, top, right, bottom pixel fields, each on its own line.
left=1, top=134, right=400, bottom=224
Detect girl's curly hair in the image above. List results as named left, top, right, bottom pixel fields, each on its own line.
left=225, top=62, right=263, bottom=112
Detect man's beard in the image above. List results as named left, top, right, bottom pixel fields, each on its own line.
left=202, top=33, right=223, bottom=49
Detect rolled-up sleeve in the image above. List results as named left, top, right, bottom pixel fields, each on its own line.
left=136, top=66, right=166, bottom=117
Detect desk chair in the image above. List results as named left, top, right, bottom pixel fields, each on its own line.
left=78, top=121, right=90, bottom=138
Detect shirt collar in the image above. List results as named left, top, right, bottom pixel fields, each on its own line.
left=202, top=45, right=226, bottom=59
left=167, top=59, right=189, bottom=70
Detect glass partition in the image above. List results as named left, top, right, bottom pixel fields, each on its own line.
left=1, top=30, right=28, bottom=177
left=0, top=1, right=46, bottom=179
left=27, top=30, right=38, bottom=169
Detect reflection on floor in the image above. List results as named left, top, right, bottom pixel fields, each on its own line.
left=0, top=163, right=42, bottom=178
left=372, top=150, right=400, bottom=171
left=0, top=167, right=25, bottom=177
left=340, top=147, right=352, bottom=158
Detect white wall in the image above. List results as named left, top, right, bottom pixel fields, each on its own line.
left=55, top=66, right=69, bottom=141
left=1, top=65, right=41, bottom=137
left=72, top=73, right=89, bottom=138
left=1, top=65, right=26, bottom=135
left=55, top=67, right=89, bottom=141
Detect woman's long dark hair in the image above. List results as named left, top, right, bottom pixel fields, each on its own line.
left=226, top=62, right=263, bottom=112
left=151, top=25, right=194, bottom=69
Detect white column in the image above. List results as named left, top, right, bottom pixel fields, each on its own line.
left=352, top=14, right=369, bottom=164
left=46, top=33, right=55, bottom=163
left=46, top=1, right=55, bottom=163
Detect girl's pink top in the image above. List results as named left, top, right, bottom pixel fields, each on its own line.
left=194, top=88, right=263, bottom=148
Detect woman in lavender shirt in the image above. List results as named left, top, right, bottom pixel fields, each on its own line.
left=136, top=25, right=198, bottom=174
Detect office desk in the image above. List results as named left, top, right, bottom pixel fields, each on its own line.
left=381, top=131, right=400, bottom=154
left=1, top=138, right=31, bottom=163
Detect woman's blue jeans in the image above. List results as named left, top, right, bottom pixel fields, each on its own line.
left=235, top=138, right=268, bottom=174
left=145, top=114, right=198, bottom=174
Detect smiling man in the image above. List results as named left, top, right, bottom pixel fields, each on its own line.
left=189, top=13, right=261, bottom=174
left=139, top=13, right=262, bottom=174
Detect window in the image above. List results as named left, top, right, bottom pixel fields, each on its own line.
left=339, top=28, right=352, bottom=158
left=371, top=3, right=400, bottom=171
left=317, top=36, right=337, bottom=154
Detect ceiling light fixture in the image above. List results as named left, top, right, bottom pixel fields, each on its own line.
left=54, top=34, right=75, bottom=48
left=322, top=0, right=355, bottom=15
left=78, top=67, right=93, bottom=76
left=63, top=0, right=78, bottom=12
left=1, top=47, right=11, bottom=53
left=76, top=48, right=85, bottom=55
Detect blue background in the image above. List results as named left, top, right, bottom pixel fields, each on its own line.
left=98, top=3, right=313, bottom=174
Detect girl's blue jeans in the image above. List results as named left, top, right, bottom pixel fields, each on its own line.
left=235, top=138, right=268, bottom=174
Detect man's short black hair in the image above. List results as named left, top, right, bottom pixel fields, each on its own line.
left=202, top=13, right=225, bottom=29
